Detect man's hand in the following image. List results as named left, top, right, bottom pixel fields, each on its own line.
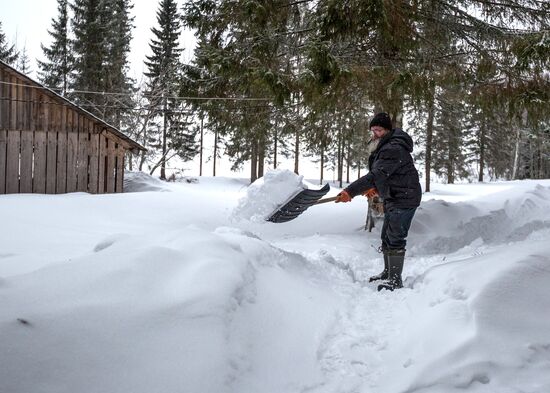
left=335, top=190, right=352, bottom=203
left=363, top=187, right=378, bottom=199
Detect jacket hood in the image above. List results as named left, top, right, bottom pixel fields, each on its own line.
left=388, top=128, right=414, bottom=153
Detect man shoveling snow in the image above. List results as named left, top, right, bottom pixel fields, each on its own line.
left=336, top=112, right=422, bottom=292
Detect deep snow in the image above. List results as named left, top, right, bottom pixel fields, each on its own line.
left=1, top=170, right=550, bottom=393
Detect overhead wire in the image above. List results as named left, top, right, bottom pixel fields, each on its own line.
left=0, top=80, right=272, bottom=102
left=0, top=97, right=287, bottom=115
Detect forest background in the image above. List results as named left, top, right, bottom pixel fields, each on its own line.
left=1, top=0, right=549, bottom=191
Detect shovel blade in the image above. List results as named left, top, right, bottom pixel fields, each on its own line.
left=267, top=183, right=330, bottom=223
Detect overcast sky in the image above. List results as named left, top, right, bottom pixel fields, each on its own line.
left=1, top=0, right=196, bottom=80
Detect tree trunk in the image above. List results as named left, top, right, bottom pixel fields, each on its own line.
left=250, top=140, right=258, bottom=183
left=258, top=137, right=265, bottom=178
left=512, top=110, right=526, bottom=180
left=320, top=146, right=325, bottom=185
left=447, top=151, right=454, bottom=184
left=293, top=93, right=301, bottom=174
left=425, top=85, right=435, bottom=192
left=127, top=152, right=133, bottom=171
left=346, top=140, right=351, bottom=184
left=160, top=97, right=167, bottom=180
left=392, top=110, right=403, bottom=129
left=199, top=115, right=204, bottom=176
left=478, top=116, right=485, bottom=182
left=531, top=139, right=536, bottom=179
left=337, top=131, right=343, bottom=188
left=538, top=138, right=543, bottom=179
left=139, top=150, right=146, bottom=171
left=273, top=125, right=278, bottom=169
left=213, top=128, right=218, bottom=177
left=294, top=128, right=299, bottom=174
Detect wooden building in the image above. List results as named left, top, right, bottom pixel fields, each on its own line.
left=0, top=60, right=145, bottom=195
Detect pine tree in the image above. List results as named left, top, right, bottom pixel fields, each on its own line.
left=0, top=21, right=18, bottom=65
left=145, top=0, right=196, bottom=179
left=308, top=1, right=418, bottom=120
left=180, top=1, right=549, bottom=182
left=180, top=36, right=227, bottom=177
left=38, top=0, right=72, bottom=95
left=102, top=0, right=135, bottom=126
left=305, top=0, right=550, bottom=183
left=70, top=0, right=137, bottom=126
left=70, top=0, right=108, bottom=113
left=431, top=86, right=473, bottom=183
left=183, top=0, right=298, bottom=182
left=467, top=84, right=515, bottom=181
left=17, top=45, right=32, bottom=74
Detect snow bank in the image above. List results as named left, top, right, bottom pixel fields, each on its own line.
left=0, top=226, right=340, bottom=393
left=123, top=171, right=170, bottom=192
left=380, top=239, right=550, bottom=393
left=2, top=176, right=550, bottom=393
left=411, top=183, right=550, bottom=255
left=231, top=169, right=306, bottom=222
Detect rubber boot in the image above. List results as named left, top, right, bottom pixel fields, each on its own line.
left=377, top=249, right=405, bottom=291
left=369, top=250, right=389, bottom=282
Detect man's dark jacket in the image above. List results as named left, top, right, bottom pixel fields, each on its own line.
left=346, top=128, right=422, bottom=211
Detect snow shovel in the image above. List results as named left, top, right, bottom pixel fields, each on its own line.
left=267, top=183, right=334, bottom=223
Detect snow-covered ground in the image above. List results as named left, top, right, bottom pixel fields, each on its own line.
left=1, top=170, right=549, bottom=393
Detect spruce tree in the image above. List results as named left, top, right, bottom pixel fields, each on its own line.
left=38, top=0, right=72, bottom=95
left=70, top=0, right=136, bottom=125
left=431, top=86, right=473, bottom=183
left=181, top=1, right=549, bottom=182
left=306, top=0, right=550, bottom=183
left=145, top=0, right=196, bottom=179
left=17, top=45, right=32, bottom=74
left=144, top=0, right=182, bottom=90
left=0, top=21, right=18, bottom=65
left=70, top=0, right=108, bottom=114
left=183, top=0, right=297, bottom=182
left=102, top=0, right=135, bottom=127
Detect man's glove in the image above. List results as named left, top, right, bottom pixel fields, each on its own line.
left=335, top=190, right=352, bottom=203
left=362, top=187, right=378, bottom=199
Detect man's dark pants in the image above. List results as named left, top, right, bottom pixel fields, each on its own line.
left=381, top=207, right=417, bottom=250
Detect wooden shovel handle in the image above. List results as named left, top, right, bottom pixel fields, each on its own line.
left=315, top=196, right=339, bottom=205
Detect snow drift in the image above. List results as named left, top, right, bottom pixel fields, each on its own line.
left=1, top=170, right=549, bottom=393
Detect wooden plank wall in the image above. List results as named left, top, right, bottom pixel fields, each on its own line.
left=98, top=133, right=106, bottom=193
left=56, top=106, right=67, bottom=193
left=66, top=110, right=78, bottom=193
left=106, top=137, right=115, bottom=193
left=20, top=126, right=33, bottom=193
left=115, top=147, right=125, bottom=193
left=5, top=129, right=19, bottom=193
left=0, top=68, right=129, bottom=194
left=0, top=68, right=6, bottom=193
left=0, top=130, right=6, bottom=194
left=76, top=116, right=88, bottom=192
left=0, top=69, right=7, bottom=130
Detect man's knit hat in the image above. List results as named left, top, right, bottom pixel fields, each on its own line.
left=369, top=112, right=392, bottom=130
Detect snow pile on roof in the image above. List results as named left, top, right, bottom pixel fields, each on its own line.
left=231, top=169, right=305, bottom=222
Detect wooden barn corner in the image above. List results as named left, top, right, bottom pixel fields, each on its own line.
left=0, top=60, right=146, bottom=195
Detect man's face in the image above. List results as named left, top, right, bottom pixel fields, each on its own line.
left=371, top=126, right=388, bottom=139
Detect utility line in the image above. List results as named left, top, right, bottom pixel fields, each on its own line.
left=0, top=80, right=272, bottom=102
left=0, top=97, right=282, bottom=113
